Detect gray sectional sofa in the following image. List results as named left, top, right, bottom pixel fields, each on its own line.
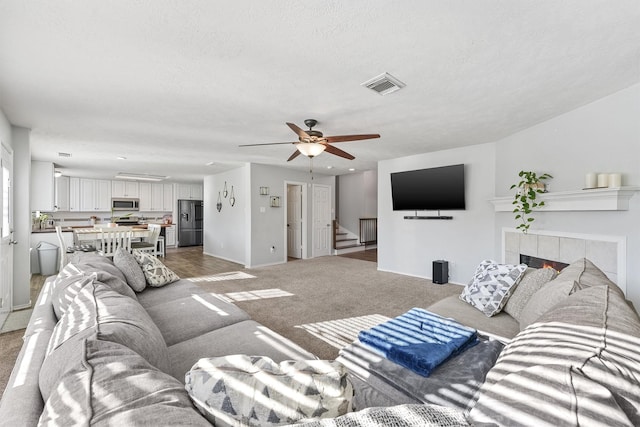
left=2, top=253, right=640, bottom=426
left=0, top=253, right=315, bottom=426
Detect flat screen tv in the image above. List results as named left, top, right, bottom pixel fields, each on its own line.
left=391, top=164, right=465, bottom=211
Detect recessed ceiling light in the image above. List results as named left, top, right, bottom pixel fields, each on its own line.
left=326, top=166, right=333, bottom=169
left=117, top=156, right=127, bottom=160
left=205, top=161, right=215, bottom=166
left=349, top=168, right=356, bottom=172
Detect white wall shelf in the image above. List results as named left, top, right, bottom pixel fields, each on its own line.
left=490, top=186, right=640, bottom=212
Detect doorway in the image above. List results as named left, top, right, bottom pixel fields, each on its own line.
left=312, top=184, right=332, bottom=257
left=286, top=184, right=303, bottom=260
left=1, top=143, right=14, bottom=327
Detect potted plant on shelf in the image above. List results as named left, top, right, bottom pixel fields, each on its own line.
left=510, top=171, right=552, bottom=233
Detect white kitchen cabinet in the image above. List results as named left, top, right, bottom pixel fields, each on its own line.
left=112, top=181, right=139, bottom=198
left=69, top=177, right=80, bottom=211
left=176, top=183, right=203, bottom=200
left=165, top=225, right=176, bottom=247
left=139, top=183, right=172, bottom=212
left=31, top=161, right=55, bottom=212
left=162, top=183, right=174, bottom=211
left=138, top=182, right=152, bottom=211
left=151, top=184, right=163, bottom=211
left=54, top=175, right=70, bottom=211
left=80, top=178, right=112, bottom=212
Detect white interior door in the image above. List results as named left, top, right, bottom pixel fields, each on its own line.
left=312, top=184, right=331, bottom=257
left=287, top=185, right=302, bottom=259
left=1, top=143, right=14, bottom=323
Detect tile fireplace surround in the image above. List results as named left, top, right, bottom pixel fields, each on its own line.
left=502, top=228, right=626, bottom=294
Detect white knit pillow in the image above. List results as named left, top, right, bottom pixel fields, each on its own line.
left=460, top=260, right=527, bottom=317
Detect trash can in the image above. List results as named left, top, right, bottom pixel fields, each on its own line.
left=37, top=241, right=59, bottom=275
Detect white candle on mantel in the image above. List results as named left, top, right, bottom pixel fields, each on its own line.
left=597, top=173, right=608, bottom=188
left=585, top=173, right=597, bottom=189
left=608, top=173, right=622, bottom=188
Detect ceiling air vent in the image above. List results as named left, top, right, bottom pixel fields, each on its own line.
left=361, top=72, right=406, bottom=95
left=58, top=152, right=72, bottom=158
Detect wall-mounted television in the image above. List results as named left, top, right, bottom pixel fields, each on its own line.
left=391, top=164, right=466, bottom=213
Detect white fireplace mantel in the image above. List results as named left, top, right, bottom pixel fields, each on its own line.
left=490, top=186, right=640, bottom=212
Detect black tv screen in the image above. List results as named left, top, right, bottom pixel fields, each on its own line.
left=391, top=164, right=465, bottom=211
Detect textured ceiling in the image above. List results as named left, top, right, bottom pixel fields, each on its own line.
left=0, top=1, right=638, bottom=181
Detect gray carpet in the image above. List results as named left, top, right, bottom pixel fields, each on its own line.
left=193, top=256, right=461, bottom=360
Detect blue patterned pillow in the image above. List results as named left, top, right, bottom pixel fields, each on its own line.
left=460, top=260, right=527, bottom=317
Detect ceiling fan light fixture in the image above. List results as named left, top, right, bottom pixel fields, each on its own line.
left=296, top=142, right=326, bottom=157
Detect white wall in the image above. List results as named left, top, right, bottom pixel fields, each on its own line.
left=203, top=163, right=335, bottom=268
left=337, top=169, right=378, bottom=236
left=378, top=143, right=496, bottom=283
left=494, top=84, right=640, bottom=308
left=12, top=126, right=32, bottom=308
left=249, top=164, right=335, bottom=267
left=203, top=165, right=248, bottom=265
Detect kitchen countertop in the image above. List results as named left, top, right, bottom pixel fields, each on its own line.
left=31, top=223, right=174, bottom=233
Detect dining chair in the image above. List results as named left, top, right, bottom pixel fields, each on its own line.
left=55, top=225, right=74, bottom=272
left=98, top=228, right=133, bottom=258
left=131, top=224, right=161, bottom=257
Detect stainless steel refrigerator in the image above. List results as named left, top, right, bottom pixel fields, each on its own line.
left=177, top=199, right=203, bottom=247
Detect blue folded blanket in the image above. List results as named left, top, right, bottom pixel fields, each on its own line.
left=358, top=308, right=478, bottom=377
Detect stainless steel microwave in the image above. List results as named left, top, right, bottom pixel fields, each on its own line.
left=111, top=198, right=139, bottom=211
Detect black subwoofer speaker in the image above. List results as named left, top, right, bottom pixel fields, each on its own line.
left=432, top=260, right=449, bottom=284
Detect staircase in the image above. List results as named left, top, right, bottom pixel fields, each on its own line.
left=333, top=219, right=377, bottom=255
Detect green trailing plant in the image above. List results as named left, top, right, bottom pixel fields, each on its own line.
left=510, top=171, right=552, bottom=233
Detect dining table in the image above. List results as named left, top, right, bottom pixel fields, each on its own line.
left=73, top=227, right=151, bottom=244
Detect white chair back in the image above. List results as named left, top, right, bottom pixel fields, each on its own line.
left=99, top=228, right=132, bottom=257
left=131, top=224, right=162, bottom=256
left=55, top=225, right=68, bottom=272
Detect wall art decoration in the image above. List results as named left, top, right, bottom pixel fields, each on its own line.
left=229, top=186, right=236, bottom=207
left=216, top=191, right=223, bottom=212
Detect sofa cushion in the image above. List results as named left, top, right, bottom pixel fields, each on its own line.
left=145, top=292, right=251, bottom=346
left=503, top=267, right=557, bottom=321
left=113, top=247, right=147, bottom=292
left=135, top=279, right=207, bottom=309
left=133, top=249, right=180, bottom=287
left=557, top=257, right=621, bottom=293
left=470, top=364, right=634, bottom=427
left=185, top=355, right=354, bottom=426
left=167, top=320, right=317, bottom=383
left=41, top=279, right=171, bottom=399
left=38, top=338, right=210, bottom=426
left=469, top=285, right=640, bottom=426
left=286, top=404, right=469, bottom=427
left=459, top=260, right=527, bottom=317
left=518, top=279, right=576, bottom=329
left=427, top=295, right=520, bottom=340
left=50, top=261, right=137, bottom=319
left=50, top=270, right=96, bottom=319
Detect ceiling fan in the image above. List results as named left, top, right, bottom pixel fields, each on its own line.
left=239, top=119, right=380, bottom=161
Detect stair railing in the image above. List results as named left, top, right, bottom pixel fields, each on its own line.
left=359, top=218, right=377, bottom=247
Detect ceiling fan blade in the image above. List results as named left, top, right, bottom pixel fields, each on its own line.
left=324, top=134, right=380, bottom=143
left=286, top=122, right=310, bottom=139
left=324, top=144, right=355, bottom=160
left=287, top=150, right=302, bottom=162
left=239, top=142, right=295, bottom=147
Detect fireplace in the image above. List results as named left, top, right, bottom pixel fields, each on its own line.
left=520, top=254, right=569, bottom=273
